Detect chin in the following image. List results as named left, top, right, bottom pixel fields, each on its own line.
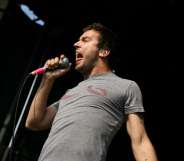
left=75, top=64, right=83, bottom=72
left=75, top=65, right=88, bottom=75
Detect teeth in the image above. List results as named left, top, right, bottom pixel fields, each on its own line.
left=76, top=52, right=83, bottom=58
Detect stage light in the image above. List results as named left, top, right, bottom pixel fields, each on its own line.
left=20, top=4, right=45, bottom=26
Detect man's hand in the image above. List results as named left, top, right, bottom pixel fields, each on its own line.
left=44, top=54, right=71, bottom=80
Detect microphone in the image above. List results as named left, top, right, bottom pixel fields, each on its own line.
left=30, top=57, right=70, bottom=75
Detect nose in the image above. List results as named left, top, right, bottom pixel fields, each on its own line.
left=74, top=41, right=80, bottom=49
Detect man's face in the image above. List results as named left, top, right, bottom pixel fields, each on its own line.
left=74, top=30, right=101, bottom=74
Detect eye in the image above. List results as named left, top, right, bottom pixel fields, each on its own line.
left=82, top=37, right=90, bottom=42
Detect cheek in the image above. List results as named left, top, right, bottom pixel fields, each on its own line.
left=84, top=50, right=98, bottom=61
left=84, top=46, right=99, bottom=58
left=84, top=53, right=99, bottom=67
left=85, top=43, right=98, bottom=52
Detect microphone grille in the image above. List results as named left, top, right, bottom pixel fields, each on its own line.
left=59, top=57, right=70, bottom=68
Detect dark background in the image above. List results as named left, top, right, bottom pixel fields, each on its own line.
left=0, top=0, right=182, bottom=160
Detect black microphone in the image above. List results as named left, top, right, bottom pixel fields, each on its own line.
left=30, top=57, right=70, bottom=75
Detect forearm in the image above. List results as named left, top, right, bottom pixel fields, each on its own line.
left=25, top=77, right=55, bottom=127
left=132, top=137, right=158, bottom=161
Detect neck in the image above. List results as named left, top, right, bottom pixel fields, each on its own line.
left=83, top=62, right=112, bottom=79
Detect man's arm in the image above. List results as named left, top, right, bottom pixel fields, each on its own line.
left=25, top=77, right=57, bottom=131
left=126, top=113, right=158, bottom=161
left=25, top=55, right=70, bottom=131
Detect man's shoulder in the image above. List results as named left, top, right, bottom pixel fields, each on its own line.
left=111, top=73, right=133, bottom=84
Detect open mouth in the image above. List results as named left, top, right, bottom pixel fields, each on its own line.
left=76, top=52, right=83, bottom=63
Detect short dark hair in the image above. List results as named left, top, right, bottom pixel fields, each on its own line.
left=82, top=23, right=119, bottom=68
left=83, top=23, right=117, bottom=53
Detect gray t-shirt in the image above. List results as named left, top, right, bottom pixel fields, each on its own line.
left=38, top=72, right=144, bottom=161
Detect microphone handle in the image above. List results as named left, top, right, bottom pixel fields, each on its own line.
left=30, top=57, right=70, bottom=75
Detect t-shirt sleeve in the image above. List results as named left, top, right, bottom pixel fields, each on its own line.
left=49, top=89, right=71, bottom=111
left=49, top=100, right=60, bottom=111
left=124, top=81, right=145, bottom=114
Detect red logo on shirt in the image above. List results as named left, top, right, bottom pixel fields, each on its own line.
left=87, top=85, right=107, bottom=96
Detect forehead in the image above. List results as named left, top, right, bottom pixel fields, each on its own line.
left=80, top=30, right=100, bottom=39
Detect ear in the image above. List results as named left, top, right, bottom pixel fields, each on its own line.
left=99, top=49, right=110, bottom=58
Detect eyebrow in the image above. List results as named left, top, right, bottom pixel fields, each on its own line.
left=79, top=36, right=91, bottom=41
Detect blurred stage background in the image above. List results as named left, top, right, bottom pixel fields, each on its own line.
left=0, top=0, right=182, bottom=160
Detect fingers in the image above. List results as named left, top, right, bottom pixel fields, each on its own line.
left=46, top=57, right=60, bottom=69
left=43, top=55, right=70, bottom=79
left=60, top=54, right=65, bottom=60
left=45, top=54, right=71, bottom=71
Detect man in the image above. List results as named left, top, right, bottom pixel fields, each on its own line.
left=25, top=23, right=158, bottom=161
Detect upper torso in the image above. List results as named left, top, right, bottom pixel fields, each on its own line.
left=38, top=72, right=144, bottom=161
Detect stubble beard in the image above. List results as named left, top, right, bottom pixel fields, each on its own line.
left=75, top=56, right=98, bottom=76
